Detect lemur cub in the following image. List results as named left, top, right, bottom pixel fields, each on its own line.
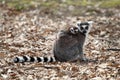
left=13, top=21, right=93, bottom=63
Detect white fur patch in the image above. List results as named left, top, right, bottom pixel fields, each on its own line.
left=34, top=57, right=38, bottom=62
left=52, top=57, right=56, bottom=62
left=17, top=56, right=25, bottom=62
left=88, top=21, right=94, bottom=25
left=47, top=56, right=51, bottom=62
left=82, top=25, right=87, bottom=28
left=40, top=57, right=44, bottom=62
left=25, top=55, right=31, bottom=61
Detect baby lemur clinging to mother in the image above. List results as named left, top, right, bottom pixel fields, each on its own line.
left=13, top=21, right=93, bottom=63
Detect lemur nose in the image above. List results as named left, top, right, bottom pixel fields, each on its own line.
left=83, top=31, right=86, bottom=33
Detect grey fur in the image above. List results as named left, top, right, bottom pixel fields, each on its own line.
left=53, top=27, right=85, bottom=62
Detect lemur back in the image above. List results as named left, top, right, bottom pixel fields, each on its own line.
left=13, top=21, right=93, bottom=63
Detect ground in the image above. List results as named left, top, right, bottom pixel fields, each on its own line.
left=0, top=0, right=120, bottom=80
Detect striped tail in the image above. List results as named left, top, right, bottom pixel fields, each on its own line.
left=13, top=55, right=56, bottom=63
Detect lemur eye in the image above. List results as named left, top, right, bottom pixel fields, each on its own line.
left=85, top=26, right=88, bottom=30
left=80, top=27, right=84, bottom=30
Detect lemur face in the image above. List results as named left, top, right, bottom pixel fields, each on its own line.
left=77, top=21, right=93, bottom=34
left=70, top=27, right=79, bottom=34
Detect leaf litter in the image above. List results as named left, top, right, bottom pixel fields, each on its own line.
left=0, top=6, right=120, bottom=80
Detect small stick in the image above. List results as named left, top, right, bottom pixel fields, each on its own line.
left=107, top=48, right=120, bottom=51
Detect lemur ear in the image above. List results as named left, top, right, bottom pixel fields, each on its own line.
left=87, top=21, right=93, bottom=25
left=76, top=21, right=81, bottom=26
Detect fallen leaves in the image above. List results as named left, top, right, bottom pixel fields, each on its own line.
left=0, top=52, right=6, bottom=59
left=0, top=5, right=120, bottom=80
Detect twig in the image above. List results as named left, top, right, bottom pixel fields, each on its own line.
left=107, top=48, right=120, bottom=51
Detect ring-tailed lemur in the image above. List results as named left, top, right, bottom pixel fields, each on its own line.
left=13, top=21, right=93, bottom=63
